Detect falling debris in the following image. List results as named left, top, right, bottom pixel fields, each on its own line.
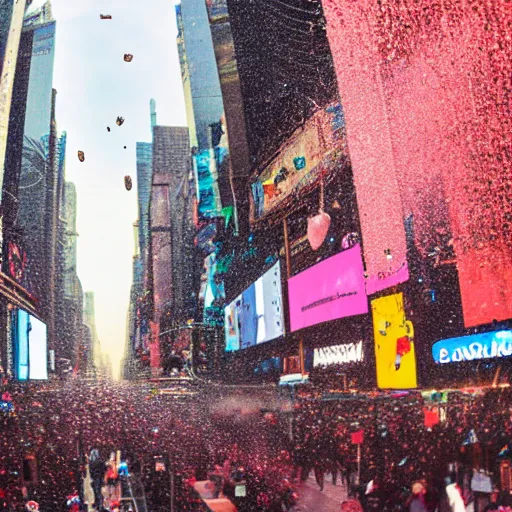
left=124, top=146, right=127, bottom=149
left=124, top=175, right=132, bottom=191
left=107, top=127, right=111, bottom=132
left=100, top=14, right=112, bottom=20
left=124, top=54, right=133, bottom=62
left=116, top=116, right=125, bottom=126
left=77, top=151, right=85, bottom=162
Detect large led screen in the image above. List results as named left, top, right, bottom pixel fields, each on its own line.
left=224, top=262, right=284, bottom=351
left=371, top=293, right=417, bottom=390
left=288, top=244, right=367, bottom=332
left=28, top=315, right=48, bottom=380
left=16, top=310, right=29, bottom=381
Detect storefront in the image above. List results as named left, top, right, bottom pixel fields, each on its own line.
left=0, top=269, right=38, bottom=380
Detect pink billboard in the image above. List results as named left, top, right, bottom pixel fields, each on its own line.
left=288, top=244, right=368, bottom=332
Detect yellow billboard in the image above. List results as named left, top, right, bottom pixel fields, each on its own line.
left=371, top=293, right=417, bottom=389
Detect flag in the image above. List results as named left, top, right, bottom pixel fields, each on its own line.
left=351, top=430, right=364, bottom=444
left=499, top=445, right=510, bottom=457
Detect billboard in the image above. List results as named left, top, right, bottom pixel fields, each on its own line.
left=323, top=1, right=512, bottom=324
left=371, top=293, right=417, bottom=389
left=313, top=341, right=364, bottom=368
left=224, top=262, right=285, bottom=351
left=252, top=105, right=345, bottom=220
left=432, top=331, right=512, bottom=365
left=16, top=309, right=29, bottom=381
left=28, top=315, right=47, bottom=380
left=288, top=244, right=367, bottom=332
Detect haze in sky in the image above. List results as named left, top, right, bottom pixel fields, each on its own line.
left=51, top=0, right=187, bottom=375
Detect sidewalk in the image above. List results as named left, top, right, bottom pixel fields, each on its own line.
left=297, top=473, right=348, bottom=511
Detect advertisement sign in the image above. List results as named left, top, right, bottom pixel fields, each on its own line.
left=16, top=309, right=29, bottom=381
left=28, top=315, right=47, bottom=380
left=288, top=244, right=367, bottom=332
left=313, top=341, right=364, bottom=368
left=371, top=293, right=417, bottom=389
left=224, top=262, right=285, bottom=351
left=432, top=330, right=512, bottom=364
left=253, top=105, right=345, bottom=219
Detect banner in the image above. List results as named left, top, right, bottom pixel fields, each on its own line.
left=288, top=244, right=367, bottom=332
left=371, top=293, right=417, bottom=389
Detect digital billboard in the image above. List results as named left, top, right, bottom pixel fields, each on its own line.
left=16, top=310, right=29, bottom=381
left=224, top=262, right=284, bottom=351
left=28, top=315, right=47, bottom=380
left=371, top=293, right=417, bottom=389
left=313, top=341, right=364, bottom=368
left=432, top=331, right=512, bottom=365
left=288, top=244, right=367, bottom=332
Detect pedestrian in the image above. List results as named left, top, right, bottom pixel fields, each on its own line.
left=89, top=449, right=106, bottom=512
left=409, top=482, right=429, bottom=512
left=445, top=478, right=466, bottom=512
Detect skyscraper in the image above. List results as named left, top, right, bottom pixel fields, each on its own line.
left=0, top=0, right=27, bottom=195
left=149, top=126, right=191, bottom=371
left=3, top=12, right=57, bottom=313
left=175, top=0, right=224, bottom=151
left=83, top=291, right=101, bottom=367
left=136, top=142, right=152, bottom=267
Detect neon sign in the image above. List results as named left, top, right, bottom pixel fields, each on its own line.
left=432, top=331, right=512, bottom=364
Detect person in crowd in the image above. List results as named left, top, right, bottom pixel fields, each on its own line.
left=409, top=481, right=429, bottom=512
left=445, top=476, right=466, bottom=512
left=89, top=450, right=106, bottom=512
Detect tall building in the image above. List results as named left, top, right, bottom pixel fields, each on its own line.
left=23, top=0, right=53, bottom=28
left=136, top=142, right=152, bottom=267
left=83, top=291, right=101, bottom=367
left=54, top=180, right=85, bottom=372
left=3, top=11, right=57, bottom=318
left=0, top=0, right=27, bottom=226
left=149, top=125, right=192, bottom=372
left=175, top=0, right=224, bottom=151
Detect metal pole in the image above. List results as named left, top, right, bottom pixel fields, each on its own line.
left=356, top=443, right=361, bottom=486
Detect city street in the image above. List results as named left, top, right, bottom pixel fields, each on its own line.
left=298, top=475, right=348, bottom=511
left=1, top=0, right=511, bottom=511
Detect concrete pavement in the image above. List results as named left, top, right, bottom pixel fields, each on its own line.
left=297, top=473, right=348, bottom=511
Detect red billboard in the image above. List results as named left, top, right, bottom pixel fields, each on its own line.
left=323, top=0, right=512, bottom=326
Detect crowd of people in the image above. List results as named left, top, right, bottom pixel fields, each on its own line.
left=292, top=385, right=512, bottom=511
left=1, top=378, right=512, bottom=511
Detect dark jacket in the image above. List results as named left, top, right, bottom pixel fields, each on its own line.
left=90, top=459, right=106, bottom=481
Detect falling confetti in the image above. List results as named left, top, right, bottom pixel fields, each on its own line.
left=77, top=151, right=85, bottom=162
left=125, top=175, right=132, bottom=191
left=116, top=116, right=125, bottom=126
left=100, top=14, right=112, bottom=20
left=124, top=54, right=133, bottom=62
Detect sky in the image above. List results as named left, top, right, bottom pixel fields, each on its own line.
left=51, top=0, right=187, bottom=375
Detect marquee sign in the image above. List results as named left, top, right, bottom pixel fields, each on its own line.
left=313, top=340, right=364, bottom=368
left=432, top=330, right=512, bottom=364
